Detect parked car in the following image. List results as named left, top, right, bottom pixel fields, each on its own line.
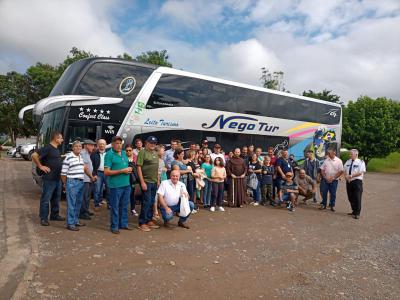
left=20, top=143, right=36, bottom=161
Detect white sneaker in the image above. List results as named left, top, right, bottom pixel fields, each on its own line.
left=210, top=206, right=215, bottom=212
left=218, top=206, right=225, bottom=212
left=192, top=209, right=198, bottom=214
left=254, top=202, right=259, bottom=206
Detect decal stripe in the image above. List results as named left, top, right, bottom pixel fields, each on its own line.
left=284, top=122, right=320, bottom=134
left=288, top=128, right=316, bottom=138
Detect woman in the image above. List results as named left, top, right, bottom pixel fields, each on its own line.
left=186, top=150, right=200, bottom=213
left=211, top=157, right=226, bottom=212
left=171, top=148, right=192, bottom=186
left=248, top=153, right=262, bottom=206
left=199, top=147, right=209, bottom=165
left=201, top=154, right=213, bottom=208
left=125, top=144, right=138, bottom=216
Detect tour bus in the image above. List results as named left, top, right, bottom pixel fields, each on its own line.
left=19, top=57, right=341, bottom=167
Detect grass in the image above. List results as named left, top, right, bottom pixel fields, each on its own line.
left=367, top=152, right=400, bottom=173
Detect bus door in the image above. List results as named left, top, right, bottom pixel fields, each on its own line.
left=65, top=120, right=102, bottom=151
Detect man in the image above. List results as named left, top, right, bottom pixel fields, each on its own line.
left=210, top=143, right=226, bottom=164
left=157, top=170, right=194, bottom=229
left=266, top=147, right=277, bottom=166
left=319, top=148, right=344, bottom=211
left=201, top=139, right=212, bottom=155
left=289, top=154, right=300, bottom=179
left=247, top=144, right=255, bottom=157
left=278, top=172, right=298, bottom=212
left=255, top=147, right=264, bottom=163
left=303, top=150, right=319, bottom=202
left=276, top=149, right=293, bottom=194
left=295, top=169, right=317, bottom=203
left=164, top=139, right=179, bottom=171
left=137, top=136, right=160, bottom=232
left=32, top=131, right=65, bottom=226
left=61, top=141, right=92, bottom=231
left=79, top=139, right=97, bottom=220
left=132, top=138, right=143, bottom=163
left=226, top=148, right=247, bottom=207
left=344, top=149, right=366, bottom=219
left=91, top=139, right=108, bottom=211
left=104, top=136, right=133, bottom=234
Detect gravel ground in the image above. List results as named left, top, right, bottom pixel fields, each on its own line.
left=1, top=157, right=399, bottom=299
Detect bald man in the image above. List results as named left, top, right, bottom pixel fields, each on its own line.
left=157, top=170, right=194, bottom=229
left=91, top=138, right=109, bottom=210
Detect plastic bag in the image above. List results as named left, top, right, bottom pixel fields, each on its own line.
left=247, top=173, right=259, bottom=190
left=179, top=194, right=191, bottom=217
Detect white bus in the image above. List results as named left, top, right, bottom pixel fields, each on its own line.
left=19, top=57, right=341, bottom=164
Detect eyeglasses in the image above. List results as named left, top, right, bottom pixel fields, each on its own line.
left=126, top=149, right=133, bottom=152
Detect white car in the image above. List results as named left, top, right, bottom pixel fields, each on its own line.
left=20, top=143, right=36, bottom=161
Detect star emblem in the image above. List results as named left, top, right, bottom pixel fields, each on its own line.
left=93, top=109, right=97, bottom=113
left=106, top=110, right=110, bottom=114
left=100, top=109, right=104, bottom=114
left=79, top=107, right=83, bottom=111
left=86, top=108, right=91, bottom=112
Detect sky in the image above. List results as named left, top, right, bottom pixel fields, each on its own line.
left=1, top=0, right=399, bottom=102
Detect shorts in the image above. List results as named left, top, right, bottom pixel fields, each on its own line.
left=282, top=193, right=291, bottom=202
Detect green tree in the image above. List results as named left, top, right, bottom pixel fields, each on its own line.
left=260, top=67, right=287, bottom=91
left=342, top=96, right=400, bottom=165
left=302, top=89, right=343, bottom=105
left=117, top=53, right=134, bottom=61
left=135, top=50, right=173, bottom=67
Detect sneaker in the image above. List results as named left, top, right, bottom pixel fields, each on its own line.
left=101, top=200, right=107, bottom=205
left=191, top=209, right=198, bottom=214
left=249, top=201, right=255, bottom=205
left=289, top=206, right=295, bottom=212
left=131, top=209, right=138, bottom=217
left=210, top=206, right=215, bottom=212
left=50, top=215, right=65, bottom=221
left=218, top=206, right=225, bottom=212
left=286, top=202, right=291, bottom=209
left=40, top=219, right=49, bottom=226
left=254, top=202, right=259, bottom=206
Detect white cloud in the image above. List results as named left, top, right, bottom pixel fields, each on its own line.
left=0, top=0, right=126, bottom=73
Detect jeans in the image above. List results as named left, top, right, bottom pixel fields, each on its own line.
left=211, top=182, right=224, bottom=207
left=252, top=181, right=261, bottom=203
left=130, top=185, right=136, bottom=212
left=187, top=179, right=195, bottom=203
left=203, top=179, right=212, bottom=206
left=94, top=171, right=109, bottom=207
left=66, top=178, right=84, bottom=226
left=261, top=183, right=273, bottom=203
left=80, top=182, right=92, bottom=216
left=138, top=182, right=157, bottom=225
left=321, top=179, right=339, bottom=207
left=109, top=185, right=131, bottom=231
left=39, top=179, right=62, bottom=220
left=160, top=200, right=194, bottom=223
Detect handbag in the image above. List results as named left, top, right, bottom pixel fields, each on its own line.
left=247, top=173, right=259, bottom=190
left=179, top=194, right=191, bottom=217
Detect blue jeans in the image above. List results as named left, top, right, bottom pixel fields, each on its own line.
left=139, top=182, right=157, bottom=225
left=94, top=171, right=109, bottom=207
left=66, top=178, right=84, bottom=226
left=39, top=179, right=62, bottom=220
left=160, top=200, right=194, bottom=223
left=109, top=185, right=131, bottom=231
left=321, top=179, right=339, bottom=207
left=252, top=181, right=261, bottom=203
left=203, top=179, right=212, bottom=206
left=80, top=182, right=92, bottom=215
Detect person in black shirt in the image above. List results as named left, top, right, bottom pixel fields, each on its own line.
left=248, top=153, right=262, bottom=206
left=32, top=131, right=66, bottom=226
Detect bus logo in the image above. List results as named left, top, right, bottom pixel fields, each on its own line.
left=119, top=76, right=136, bottom=95
left=324, top=109, right=339, bottom=118
left=202, top=115, right=279, bottom=133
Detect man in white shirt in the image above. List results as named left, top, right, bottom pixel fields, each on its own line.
left=157, top=170, right=194, bottom=229
left=91, top=139, right=109, bottom=210
left=210, top=143, right=225, bottom=164
left=319, top=148, right=344, bottom=211
left=344, top=149, right=366, bottom=219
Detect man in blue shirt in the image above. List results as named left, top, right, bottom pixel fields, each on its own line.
left=276, top=149, right=293, bottom=193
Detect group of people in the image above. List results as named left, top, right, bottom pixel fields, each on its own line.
left=33, top=132, right=366, bottom=234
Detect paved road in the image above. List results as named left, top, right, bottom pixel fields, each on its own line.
left=1, top=156, right=399, bottom=299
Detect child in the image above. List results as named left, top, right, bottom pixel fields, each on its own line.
left=211, top=157, right=227, bottom=212
left=261, top=156, right=275, bottom=206
left=201, top=154, right=213, bottom=208
left=278, top=172, right=298, bottom=212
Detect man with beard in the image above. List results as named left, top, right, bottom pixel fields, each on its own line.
left=226, top=148, right=247, bottom=207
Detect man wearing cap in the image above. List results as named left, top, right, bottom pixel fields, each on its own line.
left=104, top=136, right=133, bottom=234
left=137, top=136, right=160, bottom=232
left=201, top=139, right=212, bottom=155
left=210, top=143, right=226, bottom=164
left=79, top=139, right=97, bottom=220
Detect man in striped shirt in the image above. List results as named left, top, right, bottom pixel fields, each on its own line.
left=61, top=141, right=92, bottom=231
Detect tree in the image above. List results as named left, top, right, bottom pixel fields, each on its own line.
left=342, top=96, right=400, bottom=165
left=260, top=67, right=287, bottom=91
left=302, top=89, right=344, bottom=105
left=117, top=53, right=134, bottom=61
left=135, top=50, right=173, bottom=67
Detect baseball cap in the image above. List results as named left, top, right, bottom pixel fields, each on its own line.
left=201, top=139, right=208, bottom=144
left=146, top=136, right=158, bottom=143
left=83, top=139, right=96, bottom=145
left=214, top=143, right=221, bottom=148
left=112, top=136, right=123, bottom=142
